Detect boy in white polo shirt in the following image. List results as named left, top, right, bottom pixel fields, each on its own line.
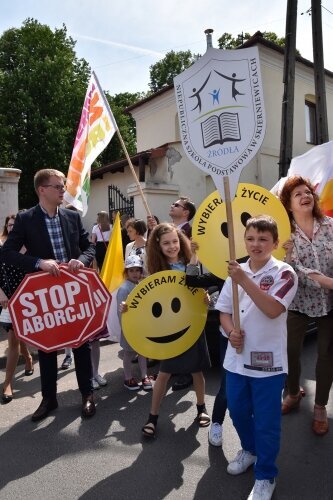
left=215, top=215, right=298, bottom=500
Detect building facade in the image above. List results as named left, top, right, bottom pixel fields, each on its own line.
left=86, top=34, right=333, bottom=231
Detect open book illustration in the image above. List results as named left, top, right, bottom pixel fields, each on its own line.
left=201, top=112, right=241, bottom=148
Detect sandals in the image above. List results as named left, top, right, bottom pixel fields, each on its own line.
left=142, top=413, right=158, bottom=438
left=312, top=405, right=329, bottom=436
left=142, top=422, right=156, bottom=438
left=282, top=392, right=303, bottom=415
left=196, top=411, right=211, bottom=428
left=142, top=408, right=211, bottom=436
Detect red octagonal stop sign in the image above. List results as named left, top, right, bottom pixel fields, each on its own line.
left=8, top=267, right=111, bottom=352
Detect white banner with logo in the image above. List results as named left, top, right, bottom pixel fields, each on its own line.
left=174, top=47, right=266, bottom=200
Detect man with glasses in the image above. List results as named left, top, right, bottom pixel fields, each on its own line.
left=169, top=197, right=196, bottom=239
left=2, top=168, right=96, bottom=421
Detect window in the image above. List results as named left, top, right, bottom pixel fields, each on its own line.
left=305, top=100, right=317, bottom=145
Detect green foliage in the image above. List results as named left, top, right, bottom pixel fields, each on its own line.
left=0, top=18, right=90, bottom=208
left=218, top=31, right=295, bottom=51
left=217, top=32, right=246, bottom=50
left=262, top=31, right=286, bottom=47
left=97, top=91, right=145, bottom=166
left=149, top=50, right=199, bottom=93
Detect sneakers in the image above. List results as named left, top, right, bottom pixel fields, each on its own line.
left=92, top=375, right=107, bottom=390
left=124, top=378, right=140, bottom=391
left=95, top=374, right=107, bottom=386
left=61, top=355, right=73, bottom=370
left=124, top=377, right=153, bottom=391
left=247, top=479, right=276, bottom=500
left=141, top=377, right=153, bottom=391
left=92, top=379, right=100, bottom=390
left=227, top=449, right=256, bottom=475
left=208, top=422, right=223, bottom=446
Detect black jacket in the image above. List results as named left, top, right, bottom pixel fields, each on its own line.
left=1, top=204, right=95, bottom=272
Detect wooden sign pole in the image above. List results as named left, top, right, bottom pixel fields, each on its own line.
left=223, top=176, right=242, bottom=353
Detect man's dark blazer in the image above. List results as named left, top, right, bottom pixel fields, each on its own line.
left=180, top=222, right=192, bottom=239
left=2, top=204, right=95, bottom=271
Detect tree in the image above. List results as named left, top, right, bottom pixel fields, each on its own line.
left=0, top=18, right=90, bottom=208
left=218, top=31, right=289, bottom=50
left=218, top=32, right=243, bottom=50
left=98, top=91, right=145, bottom=166
left=149, top=50, right=199, bottom=93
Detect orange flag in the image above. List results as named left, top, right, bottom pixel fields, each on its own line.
left=64, top=72, right=117, bottom=215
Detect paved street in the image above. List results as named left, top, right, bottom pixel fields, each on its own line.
left=0, top=333, right=333, bottom=500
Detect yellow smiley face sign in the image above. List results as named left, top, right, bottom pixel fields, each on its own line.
left=192, top=183, right=291, bottom=279
left=121, top=271, right=207, bottom=360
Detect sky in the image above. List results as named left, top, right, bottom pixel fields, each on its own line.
left=1, top=0, right=333, bottom=96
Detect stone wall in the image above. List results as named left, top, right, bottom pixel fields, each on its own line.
left=0, top=168, right=21, bottom=229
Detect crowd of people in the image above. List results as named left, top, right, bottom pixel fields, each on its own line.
left=1, top=168, right=333, bottom=500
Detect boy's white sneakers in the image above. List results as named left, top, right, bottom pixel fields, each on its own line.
left=227, top=449, right=275, bottom=499
left=208, top=422, right=222, bottom=446
left=247, top=479, right=276, bottom=500
left=227, top=449, right=256, bottom=475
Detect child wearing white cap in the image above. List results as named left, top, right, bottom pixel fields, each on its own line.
left=117, top=255, right=152, bottom=391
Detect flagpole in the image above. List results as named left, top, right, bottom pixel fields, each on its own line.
left=115, top=130, right=152, bottom=217
left=223, top=176, right=242, bottom=354
left=92, top=72, right=152, bottom=217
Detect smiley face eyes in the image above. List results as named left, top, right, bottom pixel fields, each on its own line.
left=152, top=302, right=162, bottom=318
left=171, top=297, right=181, bottom=313
left=152, top=298, right=181, bottom=318
left=220, top=211, right=252, bottom=238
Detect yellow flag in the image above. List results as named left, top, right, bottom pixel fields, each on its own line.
left=100, top=212, right=124, bottom=293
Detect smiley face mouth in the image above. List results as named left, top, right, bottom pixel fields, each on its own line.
left=146, top=326, right=190, bottom=344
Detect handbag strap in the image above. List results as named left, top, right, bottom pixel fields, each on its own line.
left=99, top=225, right=108, bottom=248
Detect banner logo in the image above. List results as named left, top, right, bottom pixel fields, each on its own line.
left=174, top=47, right=266, bottom=199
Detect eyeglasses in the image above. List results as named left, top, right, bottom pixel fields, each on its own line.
left=172, top=202, right=185, bottom=209
left=42, top=184, right=66, bottom=192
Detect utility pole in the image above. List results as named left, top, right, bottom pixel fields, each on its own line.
left=279, top=0, right=298, bottom=178
left=311, top=0, right=329, bottom=144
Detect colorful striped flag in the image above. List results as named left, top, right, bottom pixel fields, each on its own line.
left=64, top=72, right=117, bottom=215
left=100, top=212, right=124, bottom=293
